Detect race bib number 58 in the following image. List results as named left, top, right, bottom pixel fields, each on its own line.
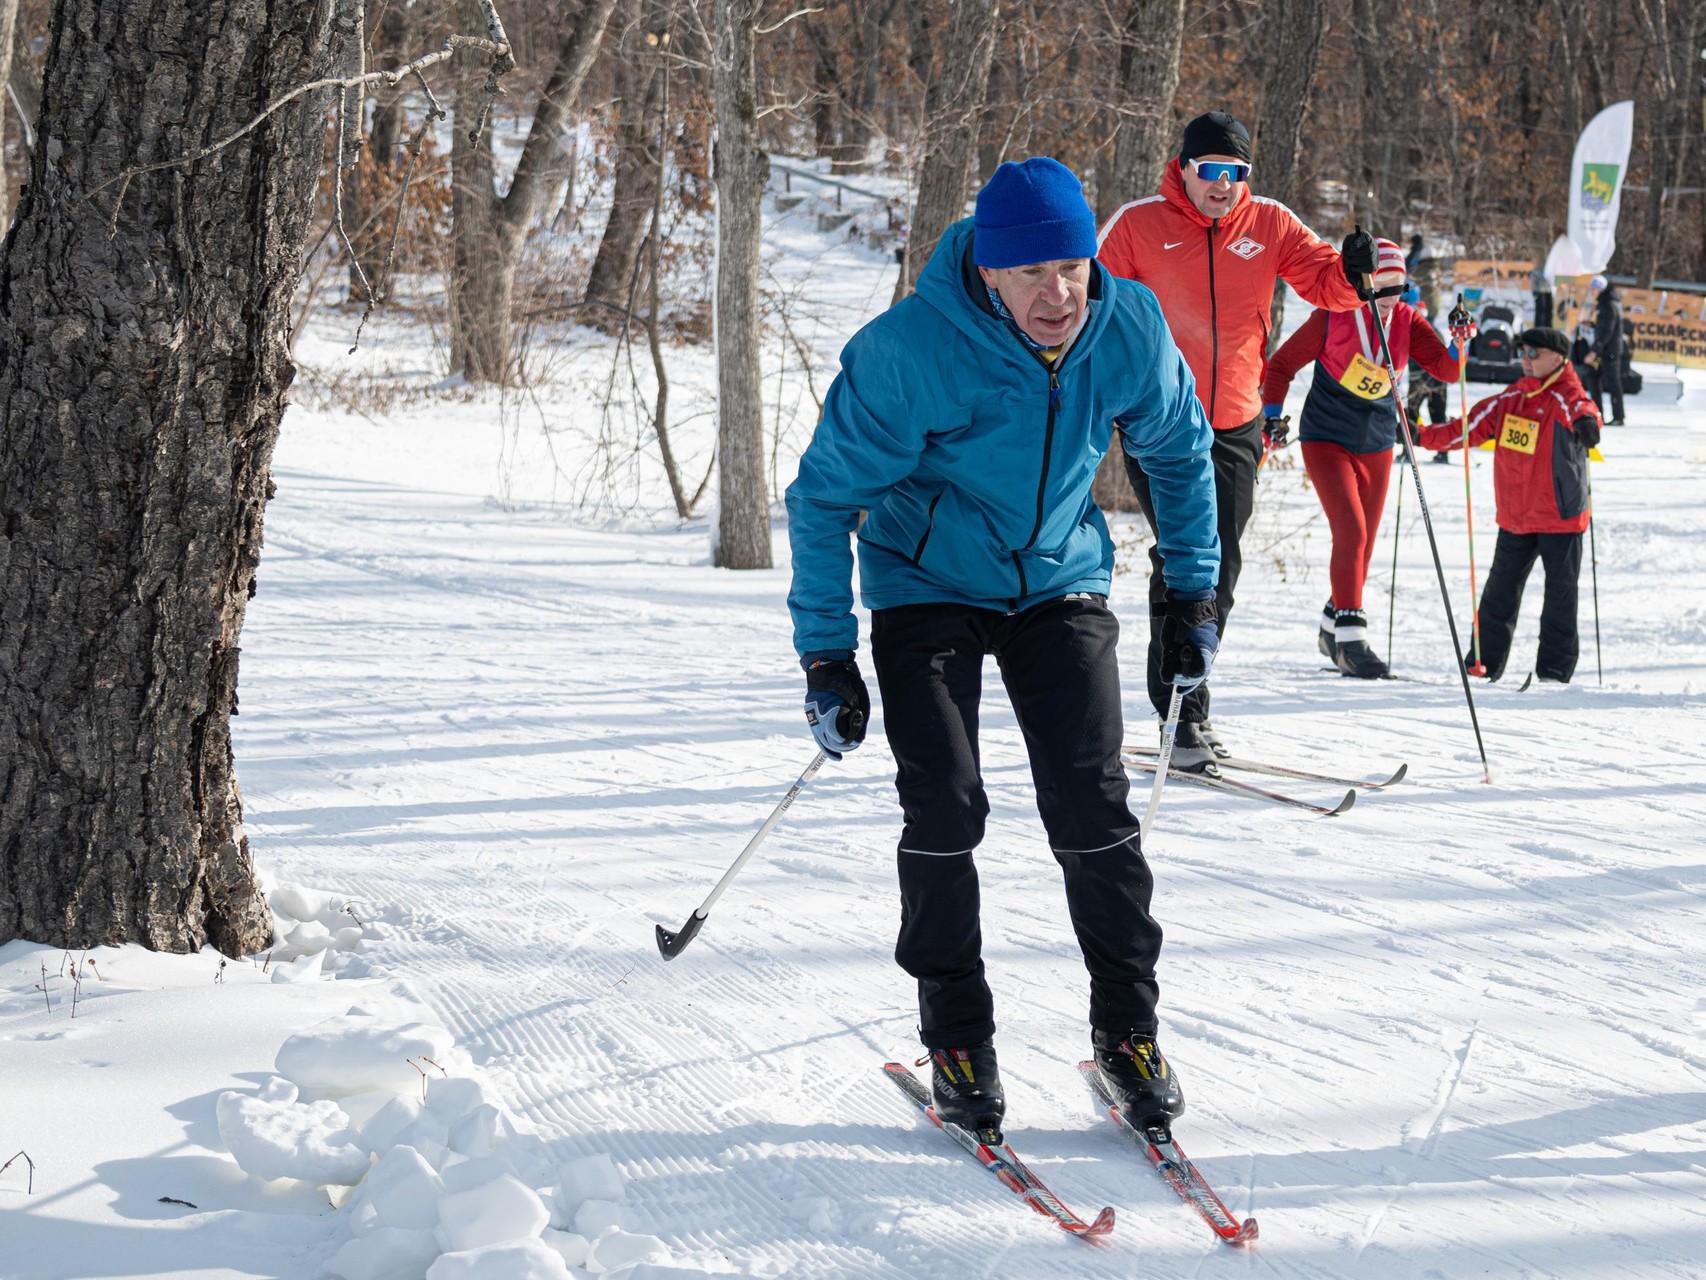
left=1499, top=414, right=1540, bottom=455
left=1337, top=352, right=1391, bottom=401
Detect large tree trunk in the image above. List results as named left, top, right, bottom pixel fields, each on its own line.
left=1096, top=0, right=1185, bottom=225
left=0, top=0, right=335, bottom=953
left=711, top=0, right=771, bottom=569
left=450, top=0, right=619, bottom=380
left=1258, top=0, right=1326, bottom=344
left=582, top=0, right=666, bottom=327
left=1350, top=0, right=1399, bottom=233
left=891, top=0, right=997, bottom=303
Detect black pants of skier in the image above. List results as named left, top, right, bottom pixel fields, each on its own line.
left=870, top=594, right=1161, bottom=1050
left=1586, top=361, right=1625, bottom=423
left=1475, top=529, right=1583, bottom=682
left=1124, top=416, right=1263, bottom=724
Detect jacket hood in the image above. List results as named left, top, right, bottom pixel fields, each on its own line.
left=913, top=219, right=1115, bottom=371
left=1160, top=158, right=1252, bottom=228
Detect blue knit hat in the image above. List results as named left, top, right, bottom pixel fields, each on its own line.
left=973, top=158, right=1098, bottom=269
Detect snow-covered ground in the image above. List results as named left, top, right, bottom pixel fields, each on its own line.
left=4, top=170, right=1705, bottom=1278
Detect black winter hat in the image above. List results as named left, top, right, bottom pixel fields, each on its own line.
left=1519, top=327, right=1570, bottom=357
left=1179, top=112, right=1252, bottom=164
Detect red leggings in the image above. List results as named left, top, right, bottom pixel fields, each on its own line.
left=1301, top=441, right=1394, bottom=612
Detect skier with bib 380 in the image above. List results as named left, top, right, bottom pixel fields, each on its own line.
left=785, top=158, right=1220, bottom=1140
left=1097, top=112, right=1376, bottom=766
left=1414, top=328, right=1602, bottom=682
left=1261, top=238, right=1462, bottom=677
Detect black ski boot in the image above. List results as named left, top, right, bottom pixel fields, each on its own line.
left=1332, top=609, right=1389, bottom=679
left=1166, top=721, right=1218, bottom=774
left=926, top=1042, right=1005, bottom=1141
left=1316, top=600, right=1338, bottom=663
left=1092, top=1029, right=1185, bottom=1127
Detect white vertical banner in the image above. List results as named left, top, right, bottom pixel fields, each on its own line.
left=1545, top=100, right=1635, bottom=279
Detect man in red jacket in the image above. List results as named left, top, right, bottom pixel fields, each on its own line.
left=1099, top=111, right=1376, bottom=765
left=1417, top=328, right=1602, bottom=683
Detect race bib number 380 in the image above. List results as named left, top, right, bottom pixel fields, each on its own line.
left=1499, top=414, right=1540, bottom=454
left=1337, top=352, right=1391, bottom=401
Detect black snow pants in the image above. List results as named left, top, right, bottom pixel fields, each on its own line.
left=870, top=594, right=1163, bottom=1049
left=1475, top=529, right=1584, bottom=682
left=1124, top=416, right=1263, bottom=724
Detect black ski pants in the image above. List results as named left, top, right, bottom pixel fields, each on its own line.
left=1476, top=528, right=1583, bottom=682
left=1123, top=416, right=1263, bottom=724
left=1585, top=359, right=1625, bottom=423
left=870, top=594, right=1162, bottom=1049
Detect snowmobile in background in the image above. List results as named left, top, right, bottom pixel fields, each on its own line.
left=1464, top=303, right=1522, bottom=384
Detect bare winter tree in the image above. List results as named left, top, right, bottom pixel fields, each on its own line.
left=891, top=0, right=998, bottom=302
left=0, top=0, right=511, bottom=952
left=711, top=0, right=770, bottom=568
left=450, top=0, right=620, bottom=381
left=1257, top=0, right=1326, bottom=342
left=1096, top=0, right=1186, bottom=225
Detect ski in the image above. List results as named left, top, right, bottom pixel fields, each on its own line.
left=882, top=1062, right=1115, bottom=1240
left=1518, top=671, right=1535, bottom=691
left=1123, top=743, right=1406, bottom=792
left=1124, top=756, right=1355, bottom=817
left=1075, top=1061, right=1258, bottom=1247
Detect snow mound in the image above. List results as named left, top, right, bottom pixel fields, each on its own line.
left=216, top=1090, right=368, bottom=1185
left=426, top=1239, right=572, bottom=1280
left=277, top=1010, right=459, bottom=1096
left=435, top=1173, right=550, bottom=1252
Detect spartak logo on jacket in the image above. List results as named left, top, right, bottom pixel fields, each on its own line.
left=1226, top=235, right=1266, bottom=260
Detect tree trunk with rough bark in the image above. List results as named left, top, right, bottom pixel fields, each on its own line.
left=0, top=0, right=335, bottom=953
left=1096, top=0, right=1185, bottom=225
left=0, top=0, right=16, bottom=225
left=712, top=0, right=771, bottom=569
left=892, top=0, right=997, bottom=303
left=1258, top=0, right=1326, bottom=345
left=450, top=0, right=618, bottom=380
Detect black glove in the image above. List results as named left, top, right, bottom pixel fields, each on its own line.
left=1158, top=591, right=1220, bottom=692
left=1263, top=413, right=1291, bottom=450
left=1572, top=414, right=1601, bottom=450
left=802, top=653, right=870, bottom=760
left=1340, top=227, right=1378, bottom=299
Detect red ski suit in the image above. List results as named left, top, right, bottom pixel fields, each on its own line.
left=1097, top=160, right=1363, bottom=430
left=1417, top=364, right=1600, bottom=535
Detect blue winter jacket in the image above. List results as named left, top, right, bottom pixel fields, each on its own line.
left=785, top=218, right=1219, bottom=658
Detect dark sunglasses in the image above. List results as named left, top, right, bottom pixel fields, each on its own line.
left=1371, top=284, right=1408, bottom=299
left=1519, top=345, right=1554, bottom=359
left=1187, top=158, right=1251, bottom=184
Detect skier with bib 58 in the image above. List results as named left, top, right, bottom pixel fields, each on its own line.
left=786, top=158, right=1221, bottom=1140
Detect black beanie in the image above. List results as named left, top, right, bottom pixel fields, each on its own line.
left=1519, top=327, right=1570, bottom=357
left=1180, top=112, right=1252, bottom=164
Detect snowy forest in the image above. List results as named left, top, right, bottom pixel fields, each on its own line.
left=1, top=0, right=1705, bottom=1278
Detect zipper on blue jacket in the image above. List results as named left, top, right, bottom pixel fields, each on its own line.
left=910, top=491, right=943, bottom=565
left=1205, top=224, right=1219, bottom=422
left=1023, top=366, right=1060, bottom=551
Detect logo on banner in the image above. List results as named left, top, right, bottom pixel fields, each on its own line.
left=1227, top=236, right=1265, bottom=260
left=1580, top=164, right=1620, bottom=212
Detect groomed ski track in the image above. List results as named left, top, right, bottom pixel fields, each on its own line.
left=237, top=419, right=1706, bottom=1277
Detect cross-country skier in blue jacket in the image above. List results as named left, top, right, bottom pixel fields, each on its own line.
left=785, top=157, right=1221, bottom=1140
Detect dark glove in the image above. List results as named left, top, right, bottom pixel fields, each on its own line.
left=802, top=652, right=869, bottom=760
left=1447, top=294, right=1476, bottom=345
left=1340, top=227, right=1378, bottom=298
left=1261, top=405, right=1291, bottom=450
left=1572, top=414, right=1601, bottom=450
left=1158, top=590, right=1220, bottom=692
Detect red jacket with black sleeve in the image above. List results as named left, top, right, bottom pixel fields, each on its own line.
left=1098, top=160, right=1364, bottom=430
left=1416, top=364, right=1601, bottom=534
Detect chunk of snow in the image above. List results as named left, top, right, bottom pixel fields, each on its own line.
left=539, top=1229, right=589, bottom=1269
left=271, top=883, right=330, bottom=922
left=258, top=1075, right=300, bottom=1104
left=359, top=1095, right=428, bottom=1153
left=288, top=920, right=335, bottom=954
left=216, top=1091, right=368, bottom=1185
left=425, top=1239, right=571, bottom=1280
left=271, top=949, right=327, bottom=984
left=425, top=1076, right=490, bottom=1121
left=573, top=1198, right=638, bottom=1237
left=585, top=1229, right=669, bottom=1275
left=325, top=1226, right=441, bottom=1280
left=557, top=1152, right=625, bottom=1213
left=353, top=1144, right=444, bottom=1232
left=275, top=1014, right=455, bottom=1097
left=435, top=1173, right=549, bottom=1253
left=449, top=1104, right=518, bottom=1157
left=439, top=1155, right=511, bottom=1194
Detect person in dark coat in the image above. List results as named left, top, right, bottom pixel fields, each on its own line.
left=1587, top=276, right=1625, bottom=424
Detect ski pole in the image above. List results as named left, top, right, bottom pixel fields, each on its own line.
left=1587, top=465, right=1602, bottom=685
left=654, top=726, right=856, bottom=960
left=1357, top=245, right=1492, bottom=782
left=1448, top=295, right=1487, bottom=675
left=1387, top=459, right=1402, bottom=665
left=1139, top=683, right=1186, bottom=843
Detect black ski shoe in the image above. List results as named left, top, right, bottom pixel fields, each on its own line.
left=1166, top=721, right=1218, bottom=774
left=1332, top=610, right=1389, bottom=678
left=925, top=1042, right=1005, bottom=1141
left=1317, top=600, right=1338, bottom=662
left=1092, top=1029, right=1185, bottom=1127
